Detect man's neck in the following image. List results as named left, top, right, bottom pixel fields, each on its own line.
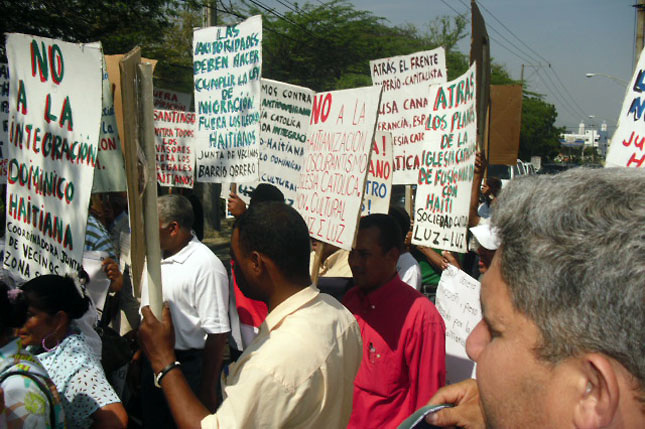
left=163, top=233, right=193, bottom=259
left=266, top=278, right=311, bottom=313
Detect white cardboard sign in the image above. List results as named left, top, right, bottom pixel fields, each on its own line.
left=193, top=15, right=262, bottom=183
left=436, top=265, right=481, bottom=384
left=370, top=48, right=447, bottom=184
left=606, top=48, right=645, bottom=168
left=154, top=109, right=196, bottom=188
left=361, top=131, right=392, bottom=216
left=5, top=34, right=102, bottom=279
left=412, top=63, right=477, bottom=253
left=296, top=86, right=381, bottom=250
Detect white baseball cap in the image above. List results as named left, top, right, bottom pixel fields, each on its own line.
left=469, top=223, right=500, bottom=250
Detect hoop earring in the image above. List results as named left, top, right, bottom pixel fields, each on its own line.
left=41, top=332, right=59, bottom=352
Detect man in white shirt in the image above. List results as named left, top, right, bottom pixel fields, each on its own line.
left=140, top=194, right=229, bottom=427
left=139, top=202, right=362, bottom=428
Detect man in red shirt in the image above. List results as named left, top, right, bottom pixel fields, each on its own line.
left=343, top=214, right=446, bottom=428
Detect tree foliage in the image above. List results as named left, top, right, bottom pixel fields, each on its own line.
left=0, top=0, right=176, bottom=58
left=519, top=95, right=565, bottom=160
left=0, top=0, right=565, bottom=160
left=239, top=0, right=468, bottom=91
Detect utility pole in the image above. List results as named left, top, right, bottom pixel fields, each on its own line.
left=636, top=0, right=645, bottom=67
left=207, top=0, right=217, bottom=27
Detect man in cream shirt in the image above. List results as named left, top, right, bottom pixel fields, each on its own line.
left=139, top=202, right=362, bottom=428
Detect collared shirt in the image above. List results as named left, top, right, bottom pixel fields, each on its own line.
left=84, top=214, right=116, bottom=260
left=202, top=286, right=362, bottom=429
left=397, top=251, right=422, bottom=290
left=141, top=235, right=230, bottom=350
left=343, top=275, right=446, bottom=429
left=310, top=248, right=353, bottom=277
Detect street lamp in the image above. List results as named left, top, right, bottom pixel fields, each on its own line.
left=585, top=73, right=628, bottom=87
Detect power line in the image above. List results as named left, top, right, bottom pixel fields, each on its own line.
left=477, top=0, right=550, bottom=64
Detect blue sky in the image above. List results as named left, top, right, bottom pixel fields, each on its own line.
left=261, top=0, right=636, bottom=134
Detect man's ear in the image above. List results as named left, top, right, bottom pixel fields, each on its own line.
left=386, top=246, right=401, bottom=264
left=573, top=353, right=620, bottom=428
left=248, top=250, right=264, bottom=276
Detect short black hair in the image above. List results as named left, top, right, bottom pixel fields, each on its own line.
left=234, top=202, right=310, bottom=282
left=22, top=275, right=89, bottom=320
left=487, top=176, right=502, bottom=196
left=388, top=205, right=410, bottom=242
left=359, top=214, right=403, bottom=252
left=249, top=184, right=284, bottom=206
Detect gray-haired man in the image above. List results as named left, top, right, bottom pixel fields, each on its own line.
left=426, top=168, right=645, bottom=428
left=140, top=194, right=229, bottom=428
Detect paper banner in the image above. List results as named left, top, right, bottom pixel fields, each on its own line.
left=153, top=87, right=192, bottom=112
left=296, top=86, right=381, bottom=250
left=4, top=34, right=103, bottom=279
left=193, top=15, right=263, bottom=182
left=0, top=63, right=9, bottom=183
left=361, top=131, right=392, bottom=216
left=435, top=265, right=481, bottom=384
left=412, top=63, right=477, bottom=253
left=153, top=109, right=196, bottom=188
left=231, top=78, right=314, bottom=206
left=92, top=56, right=127, bottom=193
left=606, top=48, right=645, bottom=168
left=370, top=48, right=447, bottom=184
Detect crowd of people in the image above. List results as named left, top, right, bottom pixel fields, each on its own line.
left=0, top=165, right=644, bottom=429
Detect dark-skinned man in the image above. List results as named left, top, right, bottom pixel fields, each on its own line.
left=140, top=202, right=362, bottom=428
left=139, top=194, right=229, bottom=427
left=343, top=214, right=446, bottom=428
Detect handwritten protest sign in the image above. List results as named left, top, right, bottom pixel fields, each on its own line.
left=231, top=79, right=313, bottom=206
left=412, top=64, right=477, bottom=253
left=606, top=49, right=645, bottom=168
left=296, top=86, right=381, bottom=250
left=361, top=131, right=392, bottom=215
left=370, top=48, right=447, bottom=184
left=92, top=56, right=126, bottom=193
left=0, top=62, right=9, bottom=183
left=5, top=34, right=102, bottom=279
left=153, top=109, right=196, bottom=188
left=193, top=15, right=262, bottom=182
left=153, top=87, right=192, bottom=112
left=436, top=265, right=481, bottom=383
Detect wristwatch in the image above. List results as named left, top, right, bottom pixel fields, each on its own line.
left=154, top=361, right=181, bottom=388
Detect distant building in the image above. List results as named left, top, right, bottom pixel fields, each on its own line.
left=559, top=121, right=603, bottom=149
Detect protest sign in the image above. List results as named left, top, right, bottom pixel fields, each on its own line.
left=0, top=62, right=9, bottom=183
left=104, top=54, right=156, bottom=145
left=193, top=15, right=262, bottom=182
left=153, top=109, right=196, bottom=188
left=92, top=56, right=127, bottom=193
left=606, top=49, right=645, bottom=168
left=488, top=84, right=522, bottom=165
left=296, top=86, right=381, bottom=250
left=370, top=48, right=447, bottom=184
left=412, top=64, right=477, bottom=253
left=4, top=34, right=102, bottom=279
left=153, top=87, right=192, bottom=112
left=361, top=131, right=392, bottom=215
left=235, top=78, right=313, bottom=205
left=436, top=265, right=481, bottom=384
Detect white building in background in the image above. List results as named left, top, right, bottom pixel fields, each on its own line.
left=559, top=121, right=605, bottom=149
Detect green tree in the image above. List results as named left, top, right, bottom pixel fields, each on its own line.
left=240, top=0, right=467, bottom=91
left=0, top=0, right=176, bottom=58
left=519, top=95, right=565, bottom=160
